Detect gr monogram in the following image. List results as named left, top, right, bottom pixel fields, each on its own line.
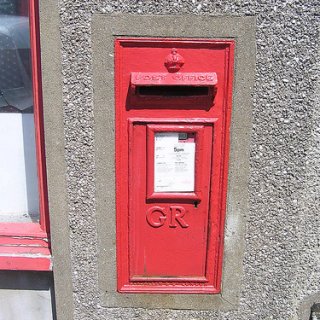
left=146, top=206, right=189, bottom=228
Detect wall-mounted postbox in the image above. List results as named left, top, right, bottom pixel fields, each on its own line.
left=115, top=38, right=234, bottom=294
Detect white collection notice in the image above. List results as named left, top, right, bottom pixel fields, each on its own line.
left=154, top=132, right=195, bottom=192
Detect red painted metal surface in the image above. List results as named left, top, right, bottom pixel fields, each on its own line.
left=115, top=38, right=234, bottom=293
left=164, top=48, right=185, bottom=72
left=131, top=72, right=217, bottom=86
left=0, top=0, right=51, bottom=271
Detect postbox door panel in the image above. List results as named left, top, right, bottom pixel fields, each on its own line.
left=129, top=121, right=214, bottom=281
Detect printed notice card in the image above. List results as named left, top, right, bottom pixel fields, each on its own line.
left=154, top=132, right=195, bottom=192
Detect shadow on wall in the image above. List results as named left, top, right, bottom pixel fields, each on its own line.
left=310, top=304, right=320, bottom=320
left=0, top=271, right=56, bottom=320
left=298, top=293, right=320, bottom=320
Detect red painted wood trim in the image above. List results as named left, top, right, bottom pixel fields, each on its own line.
left=0, top=256, right=52, bottom=271
left=0, top=223, right=48, bottom=238
left=0, top=246, right=50, bottom=255
left=0, top=0, right=51, bottom=271
left=0, top=237, right=48, bottom=247
left=29, top=0, right=50, bottom=234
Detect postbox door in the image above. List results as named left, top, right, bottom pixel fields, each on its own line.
left=129, top=121, right=214, bottom=282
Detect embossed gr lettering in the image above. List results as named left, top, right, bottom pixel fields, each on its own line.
left=146, top=205, right=189, bottom=228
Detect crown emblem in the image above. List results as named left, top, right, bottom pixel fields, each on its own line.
left=164, top=48, right=185, bottom=73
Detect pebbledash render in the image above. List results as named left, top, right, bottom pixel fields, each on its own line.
left=9, top=0, right=317, bottom=319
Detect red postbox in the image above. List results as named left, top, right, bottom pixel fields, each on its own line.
left=115, top=38, right=234, bottom=294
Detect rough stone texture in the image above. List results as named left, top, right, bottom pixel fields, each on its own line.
left=57, top=0, right=319, bottom=319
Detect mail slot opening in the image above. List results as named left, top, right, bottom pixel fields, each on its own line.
left=136, top=86, right=209, bottom=97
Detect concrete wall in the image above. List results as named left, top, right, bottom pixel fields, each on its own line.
left=41, top=1, right=319, bottom=319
